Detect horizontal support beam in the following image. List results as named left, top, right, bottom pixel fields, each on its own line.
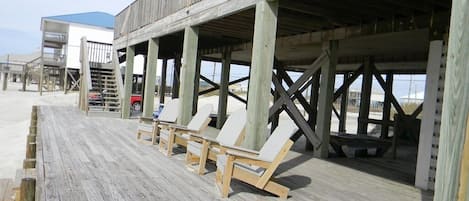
left=114, top=0, right=259, bottom=50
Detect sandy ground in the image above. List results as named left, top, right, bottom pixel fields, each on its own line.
left=0, top=82, right=78, bottom=179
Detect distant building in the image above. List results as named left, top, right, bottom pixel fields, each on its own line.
left=345, top=89, right=385, bottom=109
left=40, top=12, right=114, bottom=91
left=400, top=91, right=425, bottom=103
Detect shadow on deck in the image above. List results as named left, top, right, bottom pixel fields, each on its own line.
left=35, top=106, right=432, bottom=201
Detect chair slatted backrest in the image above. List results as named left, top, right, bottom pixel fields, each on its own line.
left=187, top=104, right=213, bottom=131
left=216, top=109, right=247, bottom=146
left=158, top=99, right=179, bottom=122
left=258, top=123, right=298, bottom=162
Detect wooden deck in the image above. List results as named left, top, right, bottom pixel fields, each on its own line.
left=36, top=106, right=433, bottom=201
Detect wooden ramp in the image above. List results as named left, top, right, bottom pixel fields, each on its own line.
left=36, top=106, right=432, bottom=201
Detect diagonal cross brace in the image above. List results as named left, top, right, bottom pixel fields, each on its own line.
left=371, top=67, right=405, bottom=116
left=410, top=103, right=423, bottom=119
left=333, top=65, right=364, bottom=101
left=275, top=64, right=315, bottom=117
left=272, top=73, right=322, bottom=148
left=199, top=75, right=248, bottom=103
left=269, top=52, right=329, bottom=117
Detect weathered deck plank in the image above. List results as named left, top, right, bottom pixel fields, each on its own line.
left=37, top=106, right=432, bottom=201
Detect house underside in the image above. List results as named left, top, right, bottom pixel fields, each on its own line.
left=112, top=0, right=469, bottom=199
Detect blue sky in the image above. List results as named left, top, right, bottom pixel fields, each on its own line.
left=0, top=0, right=133, bottom=56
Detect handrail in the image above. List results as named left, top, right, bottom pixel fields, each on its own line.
left=114, top=0, right=204, bottom=39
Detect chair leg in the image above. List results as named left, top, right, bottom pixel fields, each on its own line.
left=198, top=141, right=209, bottom=175
left=166, top=133, right=174, bottom=156
left=185, top=151, right=192, bottom=166
left=151, top=130, right=156, bottom=145
left=263, top=180, right=290, bottom=199
left=136, top=131, right=141, bottom=140
left=158, top=137, right=165, bottom=153
left=221, top=155, right=235, bottom=198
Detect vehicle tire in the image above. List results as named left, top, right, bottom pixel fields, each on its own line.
left=132, top=101, right=142, bottom=112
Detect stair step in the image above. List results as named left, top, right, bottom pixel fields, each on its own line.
left=91, top=74, right=115, bottom=78
left=103, top=97, right=120, bottom=100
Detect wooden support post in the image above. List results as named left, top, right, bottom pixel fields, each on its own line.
left=178, top=26, right=199, bottom=125
left=25, top=143, right=36, bottom=159
left=2, top=72, right=8, bottom=91
left=245, top=0, right=278, bottom=150
left=39, top=34, right=44, bottom=96
left=416, top=40, right=444, bottom=190
left=58, top=69, right=64, bottom=90
left=381, top=73, right=393, bottom=139
left=217, top=49, right=231, bottom=128
left=172, top=55, right=181, bottom=99
left=22, top=66, right=28, bottom=92
left=63, top=68, right=68, bottom=93
left=143, top=38, right=159, bottom=118
left=357, top=57, right=373, bottom=135
left=339, top=73, right=349, bottom=133
left=159, top=59, right=167, bottom=104
left=314, top=40, right=338, bottom=158
left=434, top=0, right=469, bottom=199
left=23, top=159, right=36, bottom=169
left=458, top=116, right=469, bottom=201
left=122, top=46, right=135, bottom=119
left=192, top=55, right=202, bottom=115
left=20, top=178, right=35, bottom=201
left=141, top=55, right=148, bottom=112
left=306, top=72, right=320, bottom=151
left=27, top=135, right=36, bottom=144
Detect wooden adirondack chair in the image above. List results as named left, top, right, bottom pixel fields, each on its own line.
left=185, top=108, right=247, bottom=175
left=215, top=123, right=298, bottom=198
left=159, top=104, right=213, bottom=156
left=136, top=98, right=179, bottom=145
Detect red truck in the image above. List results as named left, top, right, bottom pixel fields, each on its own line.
left=130, top=95, right=142, bottom=111
left=88, top=93, right=142, bottom=112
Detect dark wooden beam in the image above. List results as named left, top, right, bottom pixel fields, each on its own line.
left=272, top=73, right=321, bottom=147
left=334, top=65, right=364, bottom=100
left=372, top=67, right=406, bottom=116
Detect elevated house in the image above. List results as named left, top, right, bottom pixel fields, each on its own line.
left=110, top=1, right=469, bottom=199
left=40, top=12, right=114, bottom=94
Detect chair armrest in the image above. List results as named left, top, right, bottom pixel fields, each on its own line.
left=202, top=136, right=219, bottom=143
left=139, top=117, right=154, bottom=123
left=226, top=149, right=261, bottom=161
left=221, top=144, right=260, bottom=155
left=171, top=124, right=199, bottom=133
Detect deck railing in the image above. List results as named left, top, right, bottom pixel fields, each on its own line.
left=114, top=0, right=204, bottom=39
left=44, top=32, right=67, bottom=43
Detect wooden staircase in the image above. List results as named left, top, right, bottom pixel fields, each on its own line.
left=88, top=63, right=122, bottom=118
